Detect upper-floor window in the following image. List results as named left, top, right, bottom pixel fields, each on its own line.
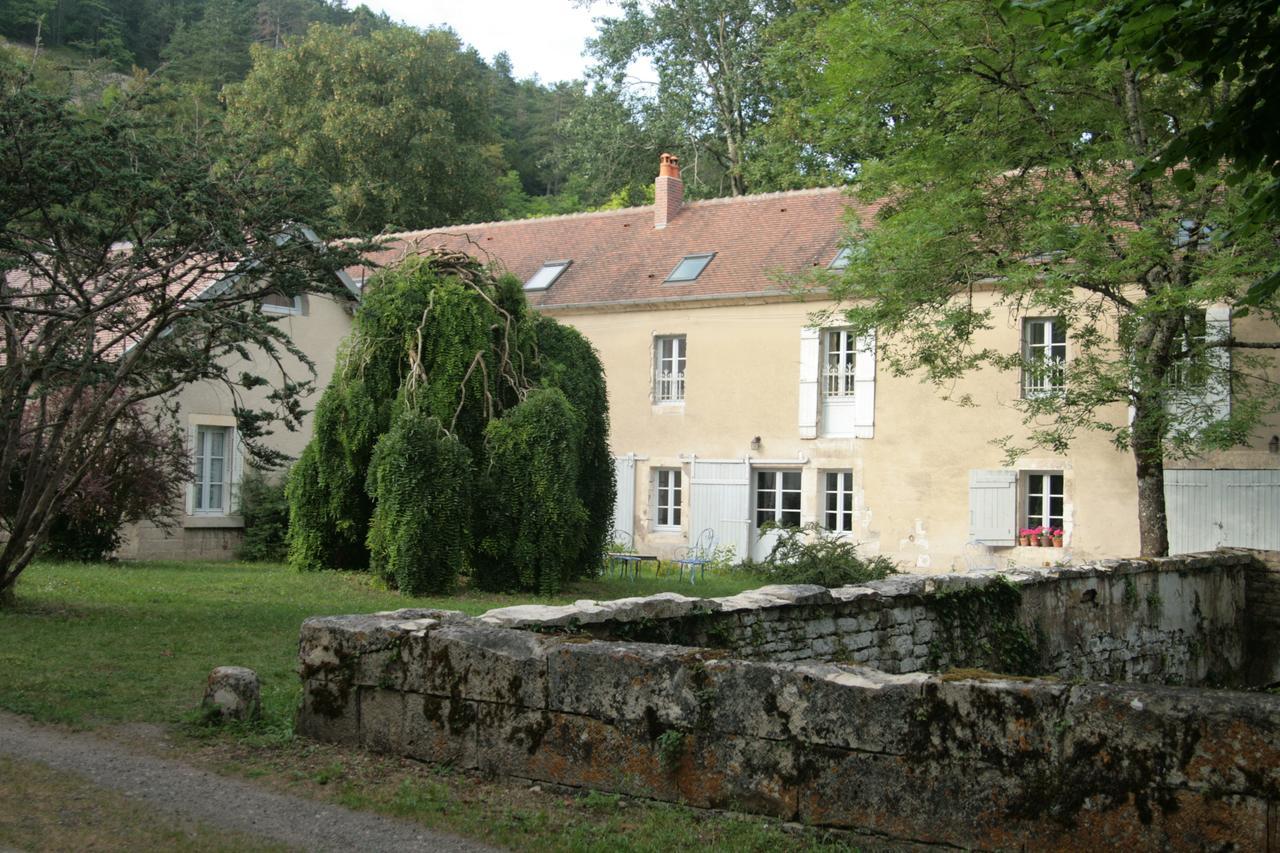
left=524, top=260, right=571, bottom=291
left=823, top=329, right=857, bottom=398
left=1169, top=309, right=1208, bottom=387
left=654, top=335, right=686, bottom=402
left=653, top=468, right=682, bottom=529
left=665, top=253, right=714, bottom=283
left=828, top=246, right=854, bottom=270
left=1022, top=318, right=1066, bottom=398
left=823, top=470, right=854, bottom=533
left=193, top=425, right=231, bottom=514
left=261, top=291, right=302, bottom=315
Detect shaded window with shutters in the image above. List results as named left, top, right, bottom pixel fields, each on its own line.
left=1024, top=472, right=1064, bottom=530
left=799, top=326, right=876, bottom=439
left=968, top=469, right=1018, bottom=546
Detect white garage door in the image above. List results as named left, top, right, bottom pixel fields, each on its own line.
left=1165, top=469, right=1280, bottom=553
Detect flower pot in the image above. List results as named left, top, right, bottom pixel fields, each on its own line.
left=1019, top=535, right=1031, bottom=546
left=1039, top=534, right=1052, bottom=547
left=1052, top=535, right=1063, bottom=547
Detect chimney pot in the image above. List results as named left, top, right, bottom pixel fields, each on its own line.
left=655, top=153, right=683, bottom=229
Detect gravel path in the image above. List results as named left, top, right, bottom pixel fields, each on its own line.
left=0, top=711, right=497, bottom=853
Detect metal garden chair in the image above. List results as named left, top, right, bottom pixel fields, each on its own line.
left=673, top=528, right=717, bottom=584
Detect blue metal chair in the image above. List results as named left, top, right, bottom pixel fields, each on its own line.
left=673, top=528, right=717, bottom=584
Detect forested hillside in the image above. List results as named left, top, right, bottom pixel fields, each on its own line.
left=0, top=0, right=870, bottom=234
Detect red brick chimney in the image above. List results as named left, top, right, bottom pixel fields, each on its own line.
left=654, top=153, right=683, bottom=229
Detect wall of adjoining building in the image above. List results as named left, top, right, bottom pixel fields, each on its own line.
left=297, top=551, right=1280, bottom=850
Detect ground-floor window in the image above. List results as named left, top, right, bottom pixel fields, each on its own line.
left=823, top=470, right=854, bottom=533
left=193, top=425, right=231, bottom=513
left=755, top=469, right=801, bottom=528
left=1024, top=471, right=1064, bottom=530
left=653, top=467, right=682, bottom=529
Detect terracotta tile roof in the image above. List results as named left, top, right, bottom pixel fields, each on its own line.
left=347, top=186, right=879, bottom=309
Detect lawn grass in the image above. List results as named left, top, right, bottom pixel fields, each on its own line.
left=0, top=559, right=761, bottom=727
left=0, top=559, right=859, bottom=852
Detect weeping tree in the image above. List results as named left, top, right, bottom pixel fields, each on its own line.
left=287, top=251, right=614, bottom=594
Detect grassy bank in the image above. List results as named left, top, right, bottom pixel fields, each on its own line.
left=0, top=559, right=758, bottom=727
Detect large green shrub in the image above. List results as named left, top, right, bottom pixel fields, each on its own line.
left=366, top=407, right=472, bottom=595
left=238, top=468, right=290, bottom=562
left=475, top=388, right=588, bottom=593
left=287, top=251, right=613, bottom=593
left=758, top=523, right=898, bottom=587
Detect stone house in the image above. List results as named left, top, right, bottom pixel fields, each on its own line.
left=123, top=157, right=1280, bottom=569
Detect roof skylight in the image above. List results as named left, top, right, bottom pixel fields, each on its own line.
left=524, top=260, right=571, bottom=291
left=828, top=246, right=855, bottom=270
left=665, top=253, right=714, bottom=283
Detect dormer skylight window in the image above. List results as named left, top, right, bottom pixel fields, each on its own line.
left=524, top=260, right=571, bottom=291
left=665, top=253, right=714, bottom=283
left=828, top=247, right=854, bottom=270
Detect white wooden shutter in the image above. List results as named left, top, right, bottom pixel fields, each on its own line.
left=798, top=327, right=819, bottom=438
left=612, top=455, right=636, bottom=540
left=184, top=425, right=197, bottom=516
left=969, top=469, right=1018, bottom=546
left=852, top=329, right=876, bottom=437
left=1205, top=304, right=1231, bottom=422
left=689, top=458, right=751, bottom=559
left=229, top=429, right=245, bottom=515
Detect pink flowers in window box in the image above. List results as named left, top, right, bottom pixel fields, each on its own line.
left=1019, top=526, right=1064, bottom=546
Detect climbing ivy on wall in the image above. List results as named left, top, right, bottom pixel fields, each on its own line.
left=286, top=251, right=614, bottom=594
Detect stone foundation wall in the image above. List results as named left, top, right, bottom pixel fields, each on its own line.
left=481, top=552, right=1255, bottom=686
left=1241, top=549, right=1280, bottom=686
left=297, top=551, right=1280, bottom=849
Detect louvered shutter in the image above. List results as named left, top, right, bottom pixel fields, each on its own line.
left=798, top=327, right=819, bottom=438
left=612, top=455, right=636, bottom=540
left=852, top=329, right=876, bottom=436
left=969, top=469, right=1018, bottom=545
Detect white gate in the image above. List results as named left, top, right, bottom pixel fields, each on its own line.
left=688, top=458, right=750, bottom=562
left=1165, top=469, right=1280, bottom=553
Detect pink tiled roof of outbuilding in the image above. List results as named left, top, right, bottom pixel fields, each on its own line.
left=346, top=186, right=878, bottom=309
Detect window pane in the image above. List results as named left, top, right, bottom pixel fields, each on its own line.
left=757, top=471, right=776, bottom=492
left=208, top=482, right=222, bottom=511
left=781, top=508, right=801, bottom=527
left=666, top=254, right=714, bottom=282
left=757, top=489, right=776, bottom=511
left=782, top=489, right=800, bottom=512
left=658, top=506, right=669, bottom=526
left=1030, top=321, right=1045, bottom=347
left=781, top=471, right=801, bottom=491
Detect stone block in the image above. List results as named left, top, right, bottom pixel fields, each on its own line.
left=297, top=676, right=359, bottom=745
left=546, top=639, right=711, bottom=727
left=423, top=622, right=552, bottom=708
left=403, top=692, right=477, bottom=767
left=358, top=687, right=407, bottom=754
left=202, top=666, right=260, bottom=722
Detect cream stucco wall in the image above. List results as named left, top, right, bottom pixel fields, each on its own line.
left=549, top=293, right=1280, bottom=573
left=118, top=292, right=355, bottom=560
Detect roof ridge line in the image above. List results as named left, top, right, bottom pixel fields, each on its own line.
left=370, top=185, right=851, bottom=243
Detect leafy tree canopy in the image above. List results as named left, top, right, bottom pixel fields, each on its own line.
left=794, top=0, right=1279, bottom=556
left=0, top=61, right=360, bottom=603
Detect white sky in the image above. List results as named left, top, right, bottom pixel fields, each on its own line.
left=357, top=0, right=619, bottom=83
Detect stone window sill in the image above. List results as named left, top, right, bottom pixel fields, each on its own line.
left=183, top=515, right=245, bottom=529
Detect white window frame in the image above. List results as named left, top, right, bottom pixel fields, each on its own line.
left=1023, top=318, right=1067, bottom=398
left=524, top=260, right=571, bottom=291
left=652, top=467, right=682, bottom=530
left=654, top=334, right=687, bottom=403
left=1023, top=470, right=1064, bottom=531
left=822, top=470, right=855, bottom=533
left=755, top=469, right=802, bottom=529
left=823, top=329, right=857, bottom=399
left=192, top=425, right=232, bottom=515
left=1168, top=309, right=1208, bottom=388
left=261, top=293, right=303, bottom=315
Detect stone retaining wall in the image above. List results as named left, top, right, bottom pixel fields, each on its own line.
left=297, top=550, right=1280, bottom=849
left=481, top=552, right=1256, bottom=686
left=1241, top=549, right=1280, bottom=686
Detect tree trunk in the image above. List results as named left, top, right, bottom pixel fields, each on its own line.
left=1132, top=398, right=1170, bottom=557
left=0, top=579, right=15, bottom=609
